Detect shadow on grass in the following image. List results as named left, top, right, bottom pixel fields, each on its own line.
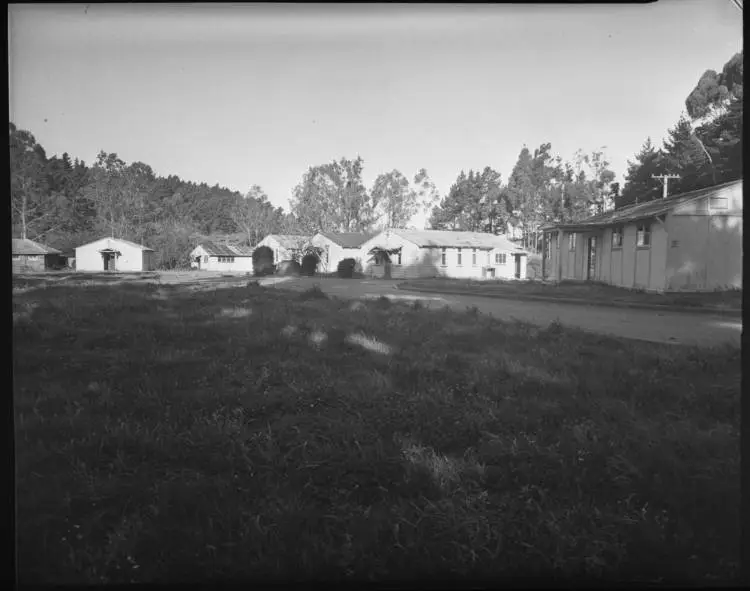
left=12, top=275, right=741, bottom=584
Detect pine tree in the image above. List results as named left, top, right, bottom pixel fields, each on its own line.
left=617, top=138, right=666, bottom=209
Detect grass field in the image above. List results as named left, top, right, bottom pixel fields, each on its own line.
left=400, top=277, right=742, bottom=311
left=13, top=273, right=740, bottom=583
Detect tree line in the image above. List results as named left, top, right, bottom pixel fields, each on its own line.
left=10, top=51, right=741, bottom=263
left=618, top=51, right=743, bottom=208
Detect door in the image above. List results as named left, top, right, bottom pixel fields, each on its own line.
left=514, top=255, right=521, bottom=279
left=383, top=254, right=392, bottom=279
left=587, top=236, right=597, bottom=280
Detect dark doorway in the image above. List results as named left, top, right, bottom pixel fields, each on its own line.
left=514, top=255, right=522, bottom=279
left=383, top=253, right=392, bottom=279
left=587, top=236, right=597, bottom=280
left=101, top=249, right=119, bottom=271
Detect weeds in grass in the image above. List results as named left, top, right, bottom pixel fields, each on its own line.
left=298, top=285, right=328, bottom=300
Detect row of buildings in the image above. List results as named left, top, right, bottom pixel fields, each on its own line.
left=12, top=179, right=743, bottom=291
left=12, top=230, right=532, bottom=280
left=190, top=230, right=532, bottom=281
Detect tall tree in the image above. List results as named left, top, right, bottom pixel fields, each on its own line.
left=290, top=156, right=373, bottom=233
left=428, top=167, right=506, bottom=233
left=412, top=168, right=442, bottom=227
left=572, top=147, right=617, bottom=215
left=662, top=113, right=716, bottom=194
left=686, top=51, right=743, bottom=186
left=617, top=138, right=666, bottom=209
left=10, top=124, right=53, bottom=239
left=370, top=169, right=418, bottom=229
left=231, top=185, right=282, bottom=246
left=505, top=146, right=535, bottom=246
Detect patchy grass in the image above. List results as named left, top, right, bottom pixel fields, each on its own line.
left=13, top=273, right=740, bottom=584
left=401, top=277, right=742, bottom=311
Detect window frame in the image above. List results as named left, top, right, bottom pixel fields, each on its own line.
left=568, top=232, right=576, bottom=251
left=611, top=226, right=623, bottom=249
left=495, top=252, right=507, bottom=265
left=636, top=223, right=651, bottom=248
left=471, top=248, right=477, bottom=266
left=441, top=247, right=447, bottom=266
left=457, top=247, right=462, bottom=266
left=710, top=196, right=729, bottom=210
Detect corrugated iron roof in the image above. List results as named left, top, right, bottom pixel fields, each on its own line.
left=318, top=232, right=375, bottom=248
left=12, top=238, right=62, bottom=255
left=389, top=229, right=528, bottom=251
left=542, top=179, right=742, bottom=231
left=198, top=241, right=254, bottom=256
left=265, top=235, right=309, bottom=249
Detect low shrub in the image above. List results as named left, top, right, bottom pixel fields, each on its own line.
left=301, top=253, right=319, bottom=277
left=298, top=285, right=328, bottom=300
left=252, top=246, right=275, bottom=276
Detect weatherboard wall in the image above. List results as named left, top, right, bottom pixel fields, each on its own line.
left=664, top=187, right=743, bottom=290
left=190, top=245, right=253, bottom=272
left=12, top=254, right=46, bottom=272
left=256, top=235, right=307, bottom=265
left=359, top=232, right=527, bottom=280
left=309, top=234, right=364, bottom=274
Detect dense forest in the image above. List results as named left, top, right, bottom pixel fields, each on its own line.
left=10, top=52, right=742, bottom=264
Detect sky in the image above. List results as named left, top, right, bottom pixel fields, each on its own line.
left=9, top=1, right=744, bottom=221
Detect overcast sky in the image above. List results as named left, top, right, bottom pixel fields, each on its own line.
left=9, top=2, right=743, bottom=214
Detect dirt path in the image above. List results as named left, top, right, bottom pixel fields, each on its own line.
left=269, top=277, right=742, bottom=348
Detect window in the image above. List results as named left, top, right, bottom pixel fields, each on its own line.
left=457, top=248, right=462, bottom=266
left=12, top=254, right=21, bottom=260
left=203, top=255, right=208, bottom=263
left=396, top=251, right=402, bottom=265
left=636, top=223, right=651, bottom=247
left=325, top=246, right=329, bottom=265
left=710, top=196, right=728, bottom=210
left=555, top=233, right=560, bottom=249
left=568, top=232, right=576, bottom=251
left=218, top=256, right=235, bottom=263
left=671, top=240, right=680, bottom=248
left=495, top=252, right=507, bottom=265
left=611, top=226, right=623, bottom=249
left=441, top=247, right=446, bottom=266
left=472, top=248, right=477, bottom=266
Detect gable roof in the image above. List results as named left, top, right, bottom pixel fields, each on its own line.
left=76, top=237, right=154, bottom=251
left=264, top=235, right=309, bottom=250
left=12, top=238, right=62, bottom=255
left=318, top=232, right=375, bottom=248
left=386, top=229, right=527, bottom=251
left=197, top=241, right=254, bottom=257
left=542, top=179, right=742, bottom=231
